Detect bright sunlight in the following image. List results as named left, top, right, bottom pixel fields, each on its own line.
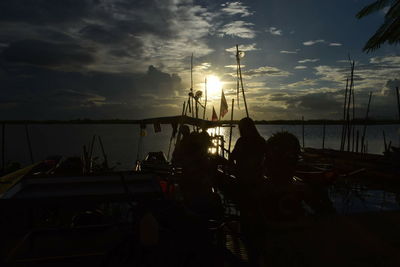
left=206, top=75, right=222, bottom=98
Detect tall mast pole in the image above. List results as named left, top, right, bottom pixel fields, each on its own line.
left=190, top=53, right=194, bottom=120
left=236, top=44, right=249, bottom=117
left=340, top=78, right=349, bottom=151
left=203, top=77, right=207, bottom=120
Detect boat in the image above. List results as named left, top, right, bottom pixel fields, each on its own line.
left=2, top=114, right=400, bottom=266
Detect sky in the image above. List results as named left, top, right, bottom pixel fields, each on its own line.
left=1, top=0, right=400, bottom=120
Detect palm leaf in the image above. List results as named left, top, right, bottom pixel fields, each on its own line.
left=385, top=0, right=400, bottom=18
left=363, top=17, right=400, bottom=51
left=356, top=0, right=392, bottom=19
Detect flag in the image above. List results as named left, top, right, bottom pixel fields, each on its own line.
left=211, top=107, right=218, bottom=121
left=219, top=90, right=228, bottom=119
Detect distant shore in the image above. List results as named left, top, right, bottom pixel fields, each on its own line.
left=0, top=118, right=399, bottom=125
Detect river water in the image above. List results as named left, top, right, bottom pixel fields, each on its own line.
left=3, top=124, right=399, bottom=169
left=2, top=123, right=400, bottom=213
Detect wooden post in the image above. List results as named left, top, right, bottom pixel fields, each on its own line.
left=396, top=86, right=400, bottom=121
left=361, top=92, right=372, bottom=151
left=89, top=134, right=96, bottom=160
left=203, top=78, right=207, bottom=120
left=322, top=121, right=326, bottom=150
left=98, top=135, right=108, bottom=169
left=346, top=61, right=355, bottom=152
left=1, top=123, right=4, bottom=172
left=228, top=98, right=235, bottom=154
left=25, top=124, right=34, bottom=164
left=383, top=130, right=387, bottom=152
left=356, top=130, right=359, bottom=153
left=302, top=116, right=305, bottom=149
left=352, top=86, right=355, bottom=152
left=236, top=44, right=249, bottom=118
left=340, top=78, right=349, bottom=151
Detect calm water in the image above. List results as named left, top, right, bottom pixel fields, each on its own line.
left=2, top=124, right=400, bottom=169
left=2, top=123, right=400, bottom=213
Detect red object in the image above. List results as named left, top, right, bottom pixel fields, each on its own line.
left=159, top=180, right=168, bottom=193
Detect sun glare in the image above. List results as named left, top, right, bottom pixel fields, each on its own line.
left=206, top=75, right=222, bottom=97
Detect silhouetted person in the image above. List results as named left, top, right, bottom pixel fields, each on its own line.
left=179, top=131, right=221, bottom=218
left=171, top=125, right=190, bottom=166
left=263, top=132, right=304, bottom=221
left=229, top=117, right=267, bottom=266
left=230, top=117, right=267, bottom=186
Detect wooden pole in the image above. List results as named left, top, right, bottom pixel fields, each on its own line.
left=203, top=78, right=207, bottom=120
left=356, top=130, right=359, bottom=153
left=351, top=86, right=355, bottom=152
left=89, top=134, right=96, bottom=160
left=396, top=86, right=400, bottom=121
left=25, top=124, right=34, bottom=164
left=383, top=130, right=387, bottom=152
left=361, top=92, right=372, bottom=151
left=322, top=121, right=326, bottom=150
left=191, top=54, right=194, bottom=121
left=228, top=98, right=235, bottom=154
left=346, top=61, right=355, bottom=152
left=98, top=135, right=108, bottom=169
left=1, top=123, right=4, bottom=172
left=340, top=78, right=349, bottom=151
left=236, top=44, right=249, bottom=118
left=182, top=101, right=186, bottom=116
left=302, top=116, right=305, bottom=149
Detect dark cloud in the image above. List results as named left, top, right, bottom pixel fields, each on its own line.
left=0, top=64, right=182, bottom=120
left=382, top=79, right=400, bottom=96
left=0, top=0, right=92, bottom=24
left=2, top=39, right=95, bottom=67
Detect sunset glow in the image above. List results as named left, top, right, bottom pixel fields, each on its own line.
left=206, top=75, right=222, bottom=98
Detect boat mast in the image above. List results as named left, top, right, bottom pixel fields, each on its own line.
left=236, top=44, right=249, bottom=118
left=203, top=77, right=207, bottom=120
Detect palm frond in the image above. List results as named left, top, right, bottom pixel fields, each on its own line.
left=363, top=17, right=400, bottom=52
left=356, top=0, right=392, bottom=19
left=385, top=0, right=400, bottom=18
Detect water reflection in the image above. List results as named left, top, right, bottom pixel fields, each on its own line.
left=329, top=180, right=400, bottom=214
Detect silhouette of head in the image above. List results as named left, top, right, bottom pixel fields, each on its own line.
left=179, top=125, right=190, bottom=138
left=238, top=117, right=260, bottom=138
left=265, top=131, right=300, bottom=183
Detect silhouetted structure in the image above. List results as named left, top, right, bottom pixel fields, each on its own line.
left=229, top=117, right=267, bottom=265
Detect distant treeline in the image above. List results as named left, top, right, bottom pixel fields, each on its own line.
left=0, top=118, right=399, bottom=125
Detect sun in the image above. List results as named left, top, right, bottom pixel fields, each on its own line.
left=206, top=75, right=222, bottom=97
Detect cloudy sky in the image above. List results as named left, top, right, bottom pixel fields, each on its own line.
left=1, top=0, right=400, bottom=120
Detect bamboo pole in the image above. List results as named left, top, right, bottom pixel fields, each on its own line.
left=340, top=78, right=349, bottom=151
left=89, top=134, right=96, bottom=160
left=98, top=135, right=108, bottom=169
left=302, top=116, right=305, bottom=149
left=203, top=78, right=207, bottom=120
left=361, top=92, right=372, bottom=151
left=322, top=121, right=326, bottom=150
left=383, top=130, right=387, bottom=152
left=346, top=61, right=355, bottom=152
left=352, top=85, right=355, bottom=152
left=396, top=86, right=400, bottom=121
left=228, top=98, right=235, bottom=154
left=1, top=123, right=4, bottom=172
left=236, top=45, right=249, bottom=117
left=356, top=130, right=359, bottom=153
left=25, top=124, right=34, bottom=164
